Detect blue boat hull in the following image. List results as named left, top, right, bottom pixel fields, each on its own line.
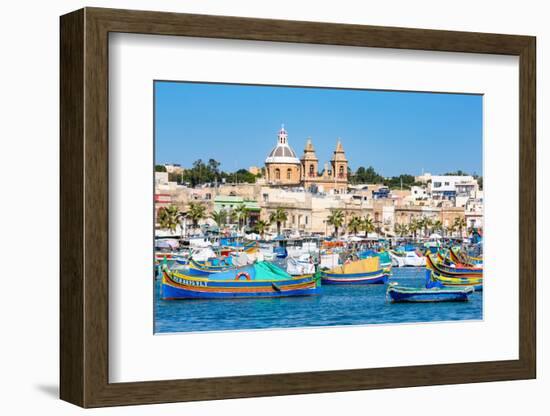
left=321, top=270, right=388, bottom=285
left=162, top=283, right=320, bottom=299
left=161, top=270, right=321, bottom=300
left=387, top=287, right=472, bottom=303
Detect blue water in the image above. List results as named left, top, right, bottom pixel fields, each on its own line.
left=154, top=267, right=483, bottom=334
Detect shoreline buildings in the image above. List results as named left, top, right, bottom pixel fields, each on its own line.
left=155, top=126, right=483, bottom=237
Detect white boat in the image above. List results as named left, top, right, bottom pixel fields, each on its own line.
left=389, top=250, right=426, bottom=267
left=287, top=241, right=319, bottom=258
left=286, top=256, right=316, bottom=276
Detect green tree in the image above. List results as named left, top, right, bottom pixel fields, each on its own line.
left=227, top=208, right=238, bottom=225
left=254, top=220, right=270, bottom=238
left=234, top=205, right=249, bottom=231
left=408, top=217, right=421, bottom=240
left=155, top=165, right=167, bottom=172
left=432, top=220, right=443, bottom=236
left=269, top=208, right=288, bottom=236
left=233, top=169, right=258, bottom=184
left=187, top=202, right=206, bottom=231
left=453, top=217, right=467, bottom=238
left=348, top=216, right=363, bottom=235
left=394, top=223, right=408, bottom=237
left=327, top=209, right=345, bottom=237
left=383, top=174, right=420, bottom=190
left=444, top=170, right=468, bottom=176
left=353, top=166, right=384, bottom=184
left=210, top=209, right=227, bottom=228
left=362, top=215, right=375, bottom=238
left=420, top=217, right=433, bottom=238
left=447, top=223, right=457, bottom=238
left=157, top=205, right=180, bottom=234
left=208, top=159, right=221, bottom=181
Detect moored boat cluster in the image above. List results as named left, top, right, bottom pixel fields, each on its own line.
left=156, top=237, right=482, bottom=303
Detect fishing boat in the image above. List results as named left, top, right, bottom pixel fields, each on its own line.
left=161, top=261, right=320, bottom=299
left=389, top=250, right=425, bottom=267
left=426, top=254, right=482, bottom=277
left=358, top=250, right=392, bottom=276
left=386, top=282, right=474, bottom=303
left=425, top=270, right=483, bottom=291
left=187, top=257, right=236, bottom=275
left=286, top=255, right=316, bottom=276
left=321, top=257, right=387, bottom=285
left=449, top=247, right=483, bottom=267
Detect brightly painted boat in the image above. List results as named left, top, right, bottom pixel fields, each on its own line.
left=386, top=283, right=474, bottom=303
left=425, top=270, right=483, bottom=291
left=358, top=250, right=392, bottom=276
left=377, top=250, right=392, bottom=276
left=161, top=261, right=320, bottom=299
left=426, top=254, right=483, bottom=277
left=186, top=257, right=236, bottom=276
left=321, top=257, right=387, bottom=285
left=449, top=247, right=483, bottom=267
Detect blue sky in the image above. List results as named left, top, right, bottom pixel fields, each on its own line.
left=155, top=81, right=482, bottom=177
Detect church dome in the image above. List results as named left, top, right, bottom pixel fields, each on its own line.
left=265, top=126, right=301, bottom=164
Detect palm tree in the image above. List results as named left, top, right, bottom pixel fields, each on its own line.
left=431, top=219, right=443, bottom=237
left=269, top=208, right=288, bottom=236
left=327, top=209, right=345, bottom=237
left=362, top=215, right=375, bottom=238
left=394, top=223, right=408, bottom=237
left=423, top=217, right=433, bottom=237
left=228, top=208, right=238, bottom=225
left=415, top=216, right=428, bottom=238
left=408, top=217, right=420, bottom=240
left=187, top=202, right=206, bottom=232
left=234, top=205, right=249, bottom=232
left=348, top=216, right=363, bottom=235
left=447, top=223, right=457, bottom=238
left=254, top=220, right=270, bottom=238
left=157, top=204, right=180, bottom=234
left=453, top=217, right=467, bottom=238
left=210, top=209, right=227, bottom=228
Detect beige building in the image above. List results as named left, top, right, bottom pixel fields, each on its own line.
left=248, top=166, right=262, bottom=176
left=265, top=126, right=303, bottom=186
left=264, top=126, right=349, bottom=193
left=164, top=163, right=184, bottom=174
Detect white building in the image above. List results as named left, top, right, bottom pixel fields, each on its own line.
left=410, top=185, right=428, bottom=200
left=427, top=175, right=479, bottom=201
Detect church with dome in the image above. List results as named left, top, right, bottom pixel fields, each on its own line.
left=265, top=126, right=349, bottom=194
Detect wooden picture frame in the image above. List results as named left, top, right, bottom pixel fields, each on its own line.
left=60, top=7, right=536, bottom=408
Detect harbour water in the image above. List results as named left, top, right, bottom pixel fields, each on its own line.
left=154, top=267, right=483, bottom=334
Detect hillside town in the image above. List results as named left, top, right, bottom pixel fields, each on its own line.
left=155, top=126, right=483, bottom=241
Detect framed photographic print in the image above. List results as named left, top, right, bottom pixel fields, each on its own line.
left=60, top=7, right=536, bottom=408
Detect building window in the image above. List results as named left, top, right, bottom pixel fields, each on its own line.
left=305, top=216, right=308, bottom=225
left=309, top=164, right=314, bottom=177
left=434, top=182, right=442, bottom=188
left=275, top=168, right=280, bottom=180
left=339, top=165, right=344, bottom=178
left=287, top=168, right=292, bottom=180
